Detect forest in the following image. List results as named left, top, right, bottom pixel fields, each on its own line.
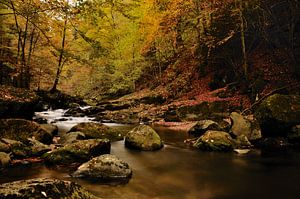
left=0, top=0, right=300, bottom=198
left=1, top=0, right=299, bottom=99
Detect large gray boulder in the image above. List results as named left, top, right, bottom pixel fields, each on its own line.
left=230, top=112, right=262, bottom=141
left=0, top=178, right=99, bottom=198
left=0, top=119, right=53, bottom=144
left=125, top=125, right=163, bottom=151
left=255, top=94, right=300, bottom=136
left=193, top=130, right=235, bottom=152
left=72, top=154, right=132, bottom=182
left=68, top=122, right=123, bottom=142
left=43, top=139, right=110, bottom=165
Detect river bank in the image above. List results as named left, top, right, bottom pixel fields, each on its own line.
left=0, top=85, right=300, bottom=198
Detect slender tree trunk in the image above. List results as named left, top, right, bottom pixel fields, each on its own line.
left=21, top=15, right=29, bottom=88
left=235, top=0, right=248, bottom=79
left=238, top=0, right=248, bottom=80
left=51, top=13, right=68, bottom=93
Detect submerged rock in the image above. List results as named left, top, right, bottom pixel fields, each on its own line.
left=255, top=94, right=300, bottom=136
left=193, top=130, right=235, bottom=152
left=43, top=139, right=110, bottom=164
left=230, top=112, right=262, bottom=141
left=72, top=154, right=132, bottom=182
left=0, top=152, right=11, bottom=168
left=0, top=119, right=53, bottom=144
left=125, top=125, right=163, bottom=151
left=0, top=178, right=99, bottom=198
left=68, top=122, right=123, bottom=142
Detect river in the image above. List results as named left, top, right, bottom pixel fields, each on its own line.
left=1, top=109, right=300, bottom=199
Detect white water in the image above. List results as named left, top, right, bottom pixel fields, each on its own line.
left=34, top=107, right=128, bottom=133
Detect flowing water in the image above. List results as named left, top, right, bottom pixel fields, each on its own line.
left=1, top=109, right=300, bottom=199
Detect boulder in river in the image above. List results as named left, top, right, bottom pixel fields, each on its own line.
left=72, top=154, right=132, bottom=183
left=64, top=107, right=86, bottom=117
left=43, top=139, right=110, bottom=165
left=40, top=124, right=59, bottom=136
left=68, top=122, right=123, bottom=142
left=193, top=130, right=235, bottom=152
left=0, top=178, right=99, bottom=198
left=0, top=119, right=53, bottom=144
left=125, top=125, right=163, bottom=151
left=254, top=94, right=300, bottom=137
left=230, top=112, right=262, bottom=141
left=60, top=131, right=86, bottom=145
left=27, top=138, right=51, bottom=156
left=187, top=120, right=223, bottom=136
left=2, top=138, right=31, bottom=158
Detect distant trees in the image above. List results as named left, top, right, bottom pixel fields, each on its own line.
left=0, top=0, right=299, bottom=97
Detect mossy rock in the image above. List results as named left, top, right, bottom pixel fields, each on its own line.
left=40, top=124, right=58, bottom=136
left=72, top=154, right=132, bottom=182
left=0, top=119, right=53, bottom=144
left=254, top=94, right=300, bottom=137
left=0, top=178, right=100, bottom=199
left=68, top=122, right=123, bottom=142
left=1, top=138, right=31, bottom=158
left=125, top=125, right=163, bottom=151
left=43, top=139, right=110, bottom=165
left=60, top=132, right=86, bottom=145
left=193, top=130, right=235, bottom=152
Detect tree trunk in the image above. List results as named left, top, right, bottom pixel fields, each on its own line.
left=51, top=13, right=68, bottom=93
left=237, top=0, right=248, bottom=80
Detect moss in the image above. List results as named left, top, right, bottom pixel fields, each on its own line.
left=193, top=131, right=234, bottom=152
left=255, top=94, right=300, bottom=136
left=125, top=125, right=163, bottom=151
left=0, top=178, right=100, bottom=199
left=43, top=139, right=110, bottom=165
left=68, top=123, right=123, bottom=142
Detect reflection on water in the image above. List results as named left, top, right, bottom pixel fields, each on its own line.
left=2, top=110, right=300, bottom=199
